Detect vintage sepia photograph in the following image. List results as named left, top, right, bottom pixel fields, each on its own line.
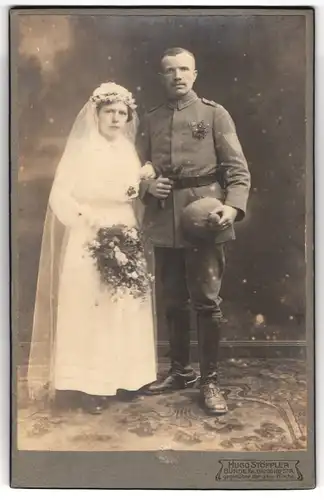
left=10, top=7, right=314, bottom=489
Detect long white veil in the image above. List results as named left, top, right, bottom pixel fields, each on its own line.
left=27, top=89, right=149, bottom=402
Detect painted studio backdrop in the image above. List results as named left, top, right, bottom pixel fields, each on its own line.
left=16, top=13, right=307, bottom=365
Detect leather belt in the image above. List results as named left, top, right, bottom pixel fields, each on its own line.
left=172, top=173, right=220, bottom=190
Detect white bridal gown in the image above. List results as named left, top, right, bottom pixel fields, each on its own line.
left=49, top=134, right=156, bottom=396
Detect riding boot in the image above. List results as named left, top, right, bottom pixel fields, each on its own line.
left=197, top=312, right=228, bottom=414
left=147, top=309, right=198, bottom=394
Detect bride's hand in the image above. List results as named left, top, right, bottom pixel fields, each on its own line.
left=140, top=162, right=156, bottom=180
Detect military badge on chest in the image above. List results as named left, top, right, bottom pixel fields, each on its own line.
left=189, top=120, right=210, bottom=140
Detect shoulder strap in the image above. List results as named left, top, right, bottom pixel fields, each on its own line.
left=201, top=97, right=218, bottom=107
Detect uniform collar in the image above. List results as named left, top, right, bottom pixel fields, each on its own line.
left=167, top=90, right=198, bottom=110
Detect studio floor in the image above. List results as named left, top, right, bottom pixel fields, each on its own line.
left=16, top=358, right=307, bottom=452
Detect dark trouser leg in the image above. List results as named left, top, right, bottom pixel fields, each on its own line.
left=186, top=243, right=227, bottom=413
left=147, top=247, right=197, bottom=394
left=167, top=310, right=192, bottom=374
left=155, top=247, right=193, bottom=374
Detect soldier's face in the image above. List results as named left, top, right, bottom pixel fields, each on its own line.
left=97, top=102, right=129, bottom=140
left=160, top=53, right=197, bottom=98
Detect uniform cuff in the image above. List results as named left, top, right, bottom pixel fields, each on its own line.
left=224, top=193, right=248, bottom=221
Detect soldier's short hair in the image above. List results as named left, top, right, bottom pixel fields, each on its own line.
left=161, top=47, right=196, bottom=67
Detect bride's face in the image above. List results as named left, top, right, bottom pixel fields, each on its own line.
left=97, top=101, right=129, bottom=140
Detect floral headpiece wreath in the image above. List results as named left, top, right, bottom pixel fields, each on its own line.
left=90, top=82, right=137, bottom=111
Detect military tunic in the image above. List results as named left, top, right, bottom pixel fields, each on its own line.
left=136, top=90, right=251, bottom=375
left=137, top=90, right=251, bottom=248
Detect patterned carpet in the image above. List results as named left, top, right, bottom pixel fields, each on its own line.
left=17, top=359, right=307, bottom=452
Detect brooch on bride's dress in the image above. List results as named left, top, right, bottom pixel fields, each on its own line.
left=126, top=185, right=137, bottom=199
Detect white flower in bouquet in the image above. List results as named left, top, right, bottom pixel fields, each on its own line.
left=127, top=228, right=138, bottom=240
left=130, top=271, right=138, bottom=279
left=90, top=240, right=101, bottom=249
left=140, top=162, right=156, bottom=180
left=114, top=250, right=128, bottom=266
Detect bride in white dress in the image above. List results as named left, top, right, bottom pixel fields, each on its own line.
left=27, top=83, right=157, bottom=414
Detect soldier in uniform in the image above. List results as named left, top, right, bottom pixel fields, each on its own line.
left=137, top=47, right=251, bottom=414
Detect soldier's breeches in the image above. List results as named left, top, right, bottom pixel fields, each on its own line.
left=185, top=243, right=225, bottom=318
left=154, top=244, right=225, bottom=315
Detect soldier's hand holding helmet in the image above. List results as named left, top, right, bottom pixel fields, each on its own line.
left=208, top=205, right=238, bottom=229
left=207, top=210, right=221, bottom=227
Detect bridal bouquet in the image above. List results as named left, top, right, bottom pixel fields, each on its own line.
left=88, top=225, right=154, bottom=300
